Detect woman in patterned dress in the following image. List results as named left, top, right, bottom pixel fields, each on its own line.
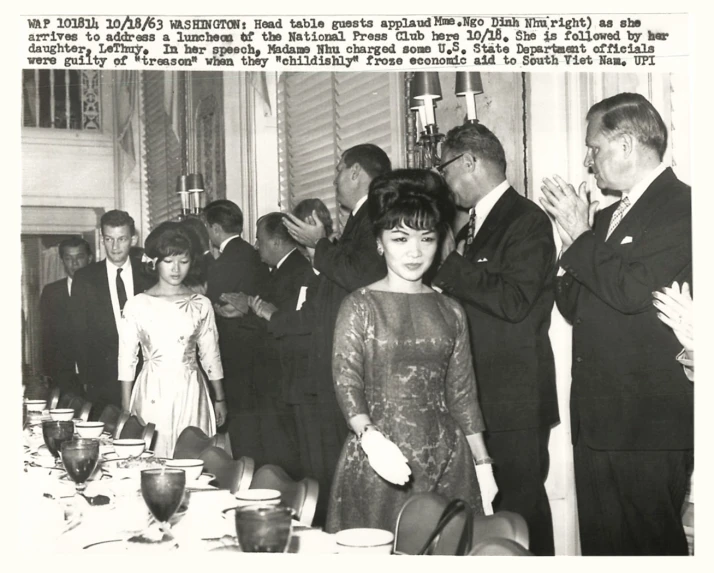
left=118, top=222, right=228, bottom=458
left=326, top=169, right=498, bottom=532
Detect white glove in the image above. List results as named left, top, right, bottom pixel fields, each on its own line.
left=475, top=463, right=498, bottom=515
left=359, top=429, right=411, bottom=485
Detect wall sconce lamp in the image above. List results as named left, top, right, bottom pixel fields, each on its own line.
left=411, top=72, right=444, bottom=168
left=455, top=71, right=484, bottom=123
left=176, top=173, right=205, bottom=218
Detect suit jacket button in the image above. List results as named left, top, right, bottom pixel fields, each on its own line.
left=576, top=356, right=583, bottom=363
left=575, top=318, right=582, bottom=325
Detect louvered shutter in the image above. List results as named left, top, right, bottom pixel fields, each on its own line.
left=142, top=71, right=182, bottom=229
left=278, top=72, right=402, bottom=225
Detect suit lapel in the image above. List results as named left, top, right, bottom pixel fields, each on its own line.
left=465, top=188, right=519, bottom=256
left=606, top=168, right=675, bottom=246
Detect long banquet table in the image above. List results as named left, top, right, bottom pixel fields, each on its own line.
left=21, top=421, right=338, bottom=553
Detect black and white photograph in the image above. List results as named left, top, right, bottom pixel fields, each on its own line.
left=13, top=4, right=705, bottom=562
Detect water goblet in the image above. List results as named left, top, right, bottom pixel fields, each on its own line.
left=42, top=420, right=75, bottom=463
left=61, top=438, right=100, bottom=495
left=235, top=504, right=293, bottom=553
left=140, top=468, right=186, bottom=544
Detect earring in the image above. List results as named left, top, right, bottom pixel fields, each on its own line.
left=377, top=244, right=384, bottom=256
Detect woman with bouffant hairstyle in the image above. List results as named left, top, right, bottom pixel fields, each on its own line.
left=118, top=221, right=227, bottom=457
left=326, top=169, right=497, bottom=532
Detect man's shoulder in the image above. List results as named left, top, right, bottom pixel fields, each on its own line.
left=73, top=260, right=105, bottom=283
left=41, top=278, right=66, bottom=300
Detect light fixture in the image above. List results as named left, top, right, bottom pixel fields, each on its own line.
left=186, top=173, right=204, bottom=215
left=410, top=72, right=444, bottom=169
left=176, top=175, right=190, bottom=218
left=455, top=72, right=484, bottom=123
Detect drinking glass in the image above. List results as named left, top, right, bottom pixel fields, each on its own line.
left=42, top=420, right=75, bottom=462
left=140, top=468, right=186, bottom=543
left=61, top=439, right=100, bottom=494
left=235, top=504, right=293, bottom=553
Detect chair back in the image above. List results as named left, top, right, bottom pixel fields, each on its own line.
left=115, top=412, right=156, bottom=451
left=468, top=538, right=532, bottom=556
left=173, top=426, right=230, bottom=459
left=471, top=510, right=529, bottom=550
left=198, top=446, right=255, bottom=493
left=46, top=387, right=60, bottom=410
left=249, top=464, right=319, bottom=526
left=98, top=404, right=122, bottom=435
left=59, top=394, right=92, bottom=421
left=393, top=492, right=470, bottom=555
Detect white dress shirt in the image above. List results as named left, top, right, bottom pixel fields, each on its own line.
left=106, top=258, right=134, bottom=327
left=67, top=276, right=73, bottom=296
left=470, top=180, right=510, bottom=238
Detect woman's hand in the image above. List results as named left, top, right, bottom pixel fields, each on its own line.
left=653, top=281, right=693, bottom=352
left=359, top=429, right=411, bottom=485
left=214, top=401, right=227, bottom=427
left=474, top=463, right=498, bottom=515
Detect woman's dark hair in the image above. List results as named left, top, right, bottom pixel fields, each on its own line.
left=368, top=169, right=455, bottom=238
left=179, top=215, right=211, bottom=253
left=143, top=221, right=201, bottom=283
left=293, top=198, right=334, bottom=238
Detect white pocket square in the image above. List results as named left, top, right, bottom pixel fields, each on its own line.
left=477, top=257, right=488, bottom=263
left=620, top=236, right=633, bottom=245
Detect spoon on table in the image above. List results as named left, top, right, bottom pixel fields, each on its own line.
left=44, top=491, right=111, bottom=507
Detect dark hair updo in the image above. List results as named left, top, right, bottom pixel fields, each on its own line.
left=368, top=169, right=455, bottom=237
left=143, top=221, right=201, bottom=282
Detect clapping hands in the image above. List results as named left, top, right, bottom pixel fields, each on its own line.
left=249, top=296, right=278, bottom=321
left=653, top=281, right=693, bottom=352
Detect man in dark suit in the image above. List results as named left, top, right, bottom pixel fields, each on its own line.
left=540, top=92, right=692, bottom=555
left=204, top=200, right=270, bottom=458
left=432, top=122, right=559, bottom=555
left=41, top=236, right=93, bottom=395
left=273, top=143, right=390, bottom=525
left=71, top=210, right=152, bottom=417
left=251, top=212, right=314, bottom=477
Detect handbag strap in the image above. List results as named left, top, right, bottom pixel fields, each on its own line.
left=417, top=499, right=474, bottom=556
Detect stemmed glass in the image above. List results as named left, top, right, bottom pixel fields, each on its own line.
left=139, top=468, right=186, bottom=545
left=42, top=420, right=75, bottom=465
left=61, top=439, right=100, bottom=494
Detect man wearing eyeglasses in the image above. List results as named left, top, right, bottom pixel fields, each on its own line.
left=432, top=122, right=558, bottom=555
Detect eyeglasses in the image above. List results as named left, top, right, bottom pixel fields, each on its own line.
left=435, top=153, right=464, bottom=174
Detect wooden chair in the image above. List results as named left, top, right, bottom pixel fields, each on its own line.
left=471, top=511, right=529, bottom=551
left=46, top=387, right=60, bottom=410
left=172, top=426, right=230, bottom=459
left=250, top=464, right=319, bottom=526
left=114, top=411, right=156, bottom=452
left=198, top=446, right=254, bottom=494
left=393, top=492, right=470, bottom=555
left=98, top=404, right=122, bottom=436
left=468, top=538, right=532, bottom=556
left=57, top=393, right=92, bottom=421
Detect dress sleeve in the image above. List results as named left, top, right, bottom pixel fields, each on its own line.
left=444, top=299, right=486, bottom=435
left=332, top=293, right=370, bottom=421
left=197, top=296, right=224, bottom=381
left=117, top=298, right=141, bottom=381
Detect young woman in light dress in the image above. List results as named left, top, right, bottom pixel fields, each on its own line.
left=118, top=222, right=228, bottom=458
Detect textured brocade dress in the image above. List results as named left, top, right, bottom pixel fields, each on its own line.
left=326, top=289, right=485, bottom=533
left=118, top=293, right=224, bottom=458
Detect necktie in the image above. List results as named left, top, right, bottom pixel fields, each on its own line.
left=116, top=268, right=127, bottom=312
left=606, top=195, right=631, bottom=239
left=466, top=209, right=477, bottom=245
